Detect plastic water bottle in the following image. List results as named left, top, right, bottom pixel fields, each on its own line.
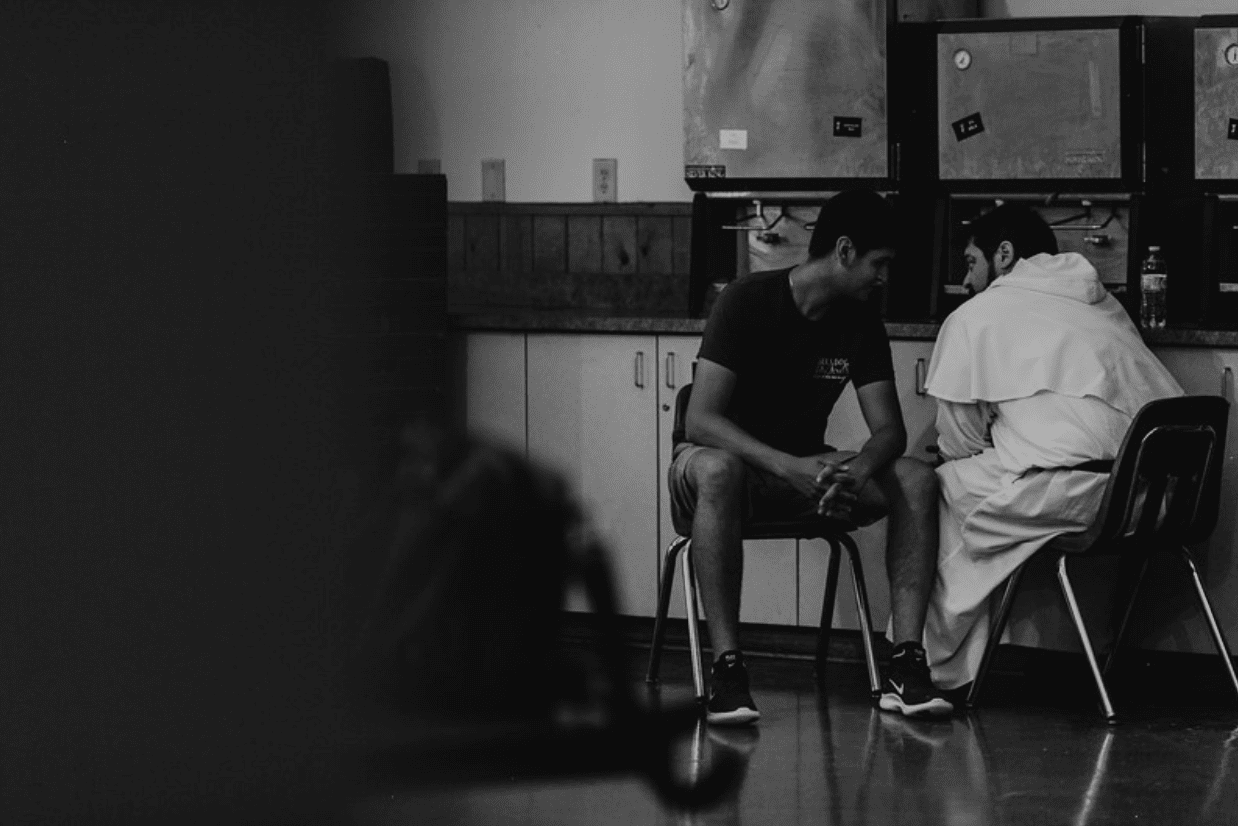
left=1140, top=246, right=1167, bottom=330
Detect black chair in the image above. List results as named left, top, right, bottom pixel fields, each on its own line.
left=645, top=383, right=883, bottom=703
left=966, top=395, right=1238, bottom=722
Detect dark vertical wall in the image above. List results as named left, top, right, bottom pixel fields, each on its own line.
left=0, top=2, right=382, bottom=822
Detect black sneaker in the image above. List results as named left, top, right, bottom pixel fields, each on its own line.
left=706, top=651, right=760, bottom=726
left=878, top=642, right=953, bottom=718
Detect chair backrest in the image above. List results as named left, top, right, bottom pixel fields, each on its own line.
left=1089, top=395, right=1230, bottom=548
left=671, top=383, right=693, bottom=449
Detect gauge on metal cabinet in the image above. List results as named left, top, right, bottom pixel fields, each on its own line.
left=1226, top=43, right=1238, bottom=67
left=953, top=49, right=972, bottom=71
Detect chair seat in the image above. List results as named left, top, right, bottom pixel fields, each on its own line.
left=742, top=518, right=857, bottom=541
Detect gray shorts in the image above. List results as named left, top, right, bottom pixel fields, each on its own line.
left=667, top=443, right=884, bottom=537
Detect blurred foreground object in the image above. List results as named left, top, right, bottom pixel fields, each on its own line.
left=351, top=422, right=741, bottom=807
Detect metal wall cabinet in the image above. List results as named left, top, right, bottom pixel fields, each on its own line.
left=1195, top=18, right=1238, bottom=328
left=683, top=0, right=891, bottom=190
left=934, top=17, right=1194, bottom=193
left=937, top=18, right=1133, bottom=188
left=1196, top=17, right=1238, bottom=184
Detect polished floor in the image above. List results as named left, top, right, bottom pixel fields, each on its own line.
left=354, top=649, right=1238, bottom=825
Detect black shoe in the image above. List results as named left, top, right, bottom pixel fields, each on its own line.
left=707, top=651, right=760, bottom=726
left=878, top=642, right=953, bottom=718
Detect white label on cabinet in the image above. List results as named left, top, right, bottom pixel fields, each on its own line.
left=720, top=129, right=748, bottom=150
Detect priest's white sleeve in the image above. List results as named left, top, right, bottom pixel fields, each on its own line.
left=935, top=399, right=992, bottom=462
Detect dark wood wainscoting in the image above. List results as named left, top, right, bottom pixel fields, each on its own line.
left=448, top=202, right=694, bottom=316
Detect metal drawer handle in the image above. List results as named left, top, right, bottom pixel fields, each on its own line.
left=635, top=351, right=645, bottom=388
left=1223, top=366, right=1234, bottom=400
left=915, top=358, right=928, bottom=396
left=665, top=353, right=675, bottom=389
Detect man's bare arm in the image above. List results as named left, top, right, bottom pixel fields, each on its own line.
left=817, top=379, right=907, bottom=516
left=851, top=379, right=908, bottom=481
left=684, top=358, right=832, bottom=500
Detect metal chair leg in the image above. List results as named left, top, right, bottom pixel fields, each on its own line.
left=1057, top=555, right=1118, bottom=723
left=646, top=535, right=691, bottom=685
left=967, top=563, right=1027, bottom=709
left=1102, top=550, right=1152, bottom=679
left=841, top=533, right=882, bottom=698
left=816, top=538, right=843, bottom=672
left=1177, top=545, right=1238, bottom=702
left=682, top=546, right=707, bottom=703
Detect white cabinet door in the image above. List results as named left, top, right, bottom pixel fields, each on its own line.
left=527, top=334, right=660, bottom=618
left=1144, top=348, right=1238, bottom=654
left=654, top=335, right=798, bottom=626
left=464, top=332, right=526, bottom=455
left=892, top=340, right=940, bottom=465
left=799, top=340, right=937, bottom=632
left=736, top=540, right=799, bottom=626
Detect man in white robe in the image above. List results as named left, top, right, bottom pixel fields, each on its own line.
left=923, top=204, right=1183, bottom=690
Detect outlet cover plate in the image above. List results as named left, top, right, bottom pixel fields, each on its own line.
left=482, top=159, right=506, bottom=202
left=593, top=158, right=618, bottom=203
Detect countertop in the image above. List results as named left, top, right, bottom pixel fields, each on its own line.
left=451, top=311, right=1238, bottom=347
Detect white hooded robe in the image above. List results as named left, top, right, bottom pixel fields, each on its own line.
left=923, top=252, right=1183, bottom=689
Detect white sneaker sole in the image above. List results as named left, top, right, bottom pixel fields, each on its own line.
left=706, top=706, right=761, bottom=726
left=878, top=692, right=953, bottom=718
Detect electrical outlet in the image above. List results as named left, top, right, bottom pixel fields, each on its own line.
left=593, top=158, right=618, bottom=203
left=417, top=158, right=442, bottom=174
left=482, top=159, right=506, bottom=202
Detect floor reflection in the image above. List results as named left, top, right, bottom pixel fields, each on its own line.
left=811, top=697, right=995, bottom=826
left=651, top=680, right=1238, bottom=826
left=1198, top=725, right=1238, bottom=823
left=353, top=659, right=1238, bottom=826
left=663, top=720, right=756, bottom=826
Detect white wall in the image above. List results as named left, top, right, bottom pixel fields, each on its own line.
left=345, top=0, right=1235, bottom=203
left=344, top=0, right=690, bottom=203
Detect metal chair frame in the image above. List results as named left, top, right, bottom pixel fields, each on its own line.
left=965, top=395, right=1238, bottom=722
left=644, top=525, right=883, bottom=703
left=645, top=381, right=884, bottom=702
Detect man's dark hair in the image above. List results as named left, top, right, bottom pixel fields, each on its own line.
left=967, top=203, right=1058, bottom=262
left=807, top=190, right=896, bottom=260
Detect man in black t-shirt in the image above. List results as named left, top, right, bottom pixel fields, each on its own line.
left=669, top=190, right=949, bottom=724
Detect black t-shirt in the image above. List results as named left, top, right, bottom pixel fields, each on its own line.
left=685, top=268, right=895, bottom=457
